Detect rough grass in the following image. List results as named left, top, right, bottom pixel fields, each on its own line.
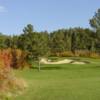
left=11, top=57, right=100, bottom=100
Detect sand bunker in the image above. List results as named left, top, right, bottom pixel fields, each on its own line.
left=40, top=58, right=86, bottom=64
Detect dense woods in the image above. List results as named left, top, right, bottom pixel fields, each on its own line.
left=0, top=26, right=100, bottom=60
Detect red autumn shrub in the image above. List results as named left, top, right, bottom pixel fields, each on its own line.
left=0, top=48, right=28, bottom=69
left=10, top=49, right=28, bottom=69
left=0, top=49, right=27, bottom=99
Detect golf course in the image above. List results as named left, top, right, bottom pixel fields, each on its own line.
left=11, top=57, right=100, bottom=100
left=0, top=1, right=100, bottom=100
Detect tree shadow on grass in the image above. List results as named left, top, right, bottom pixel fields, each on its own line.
left=30, top=64, right=100, bottom=71
left=30, top=66, right=63, bottom=70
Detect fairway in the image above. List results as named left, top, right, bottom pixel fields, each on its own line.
left=12, top=57, right=100, bottom=100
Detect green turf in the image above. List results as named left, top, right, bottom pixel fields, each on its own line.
left=11, top=57, right=100, bottom=100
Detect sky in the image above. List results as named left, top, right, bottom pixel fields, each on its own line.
left=0, top=0, right=100, bottom=35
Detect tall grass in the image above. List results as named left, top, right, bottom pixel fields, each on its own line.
left=50, top=50, right=100, bottom=58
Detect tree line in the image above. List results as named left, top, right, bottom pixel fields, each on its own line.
left=0, top=8, right=100, bottom=59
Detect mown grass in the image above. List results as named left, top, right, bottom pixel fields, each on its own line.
left=11, top=57, right=100, bottom=100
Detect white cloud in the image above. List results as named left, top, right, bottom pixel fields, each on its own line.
left=0, top=6, right=7, bottom=12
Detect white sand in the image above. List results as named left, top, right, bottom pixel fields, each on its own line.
left=71, top=61, right=85, bottom=64
left=40, top=58, right=86, bottom=64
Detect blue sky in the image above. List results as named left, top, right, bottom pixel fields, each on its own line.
left=0, top=0, right=100, bottom=35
